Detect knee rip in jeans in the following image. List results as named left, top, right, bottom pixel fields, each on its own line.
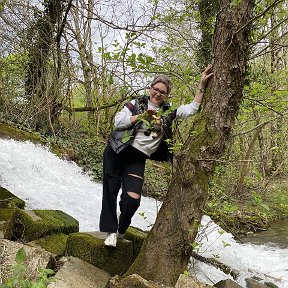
left=127, top=191, right=141, bottom=199
left=127, top=174, right=143, bottom=200
left=128, top=173, right=143, bottom=180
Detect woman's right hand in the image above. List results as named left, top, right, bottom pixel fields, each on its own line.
left=141, top=109, right=158, bottom=121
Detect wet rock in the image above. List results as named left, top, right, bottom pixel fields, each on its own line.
left=246, top=278, right=272, bottom=288
left=214, top=279, right=243, bottom=288
left=0, top=187, right=25, bottom=209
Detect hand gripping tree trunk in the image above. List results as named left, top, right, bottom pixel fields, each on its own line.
left=126, top=0, right=255, bottom=286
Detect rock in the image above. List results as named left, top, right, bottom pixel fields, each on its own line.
left=5, top=208, right=79, bottom=242
left=29, top=233, right=68, bottom=256
left=0, top=208, right=14, bottom=239
left=66, top=231, right=133, bottom=276
left=124, top=226, right=147, bottom=260
left=0, top=238, right=53, bottom=282
left=246, top=278, right=271, bottom=288
left=175, top=274, right=213, bottom=288
left=0, top=187, right=25, bottom=209
left=214, top=279, right=243, bottom=288
left=47, top=256, right=110, bottom=288
left=0, top=221, right=5, bottom=238
left=107, top=274, right=172, bottom=288
left=264, top=282, right=279, bottom=288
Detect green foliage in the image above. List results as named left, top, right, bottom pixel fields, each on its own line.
left=122, top=129, right=134, bottom=144
left=0, top=248, right=54, bottom=288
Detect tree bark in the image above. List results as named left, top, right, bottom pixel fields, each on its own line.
left=126, top=0, right=255, bottom=286
left=197, top=0, right=219, bottom=66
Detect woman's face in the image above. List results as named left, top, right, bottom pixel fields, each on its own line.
left=149, top=82, right=168, bottom=106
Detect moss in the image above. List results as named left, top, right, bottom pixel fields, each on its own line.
left=0, top=208, right=14, bottom=221
left=66, top=232, right=133, bottom=276
left=32, top=233, right=68, bottom=256
left=0, top=187, right=25, bottom=209
left=6, top=208, right=79, bottom=242
left=124, top=227, right=147, bottom=260
left=0, top=122, right=73, bottom=159
left=0, top=123, right=44, bottom=143
left=209, top=211, right=269, bottom=236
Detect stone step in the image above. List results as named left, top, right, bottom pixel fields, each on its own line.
left=66, top=231, right=133, bottom=276
left=6, top=208, right=79, bottom=242
left=47, top=256, right=110, bottom=288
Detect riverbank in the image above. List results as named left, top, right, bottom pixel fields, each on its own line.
left=206, top=176, right=288, bottom=237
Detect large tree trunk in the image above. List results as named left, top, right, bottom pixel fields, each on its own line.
left=126, top=0, right=255, bottom=286
left=25, top=0, right=65, bottom=132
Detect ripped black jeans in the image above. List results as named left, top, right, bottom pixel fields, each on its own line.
left=99, top=144, right=147, bottom=234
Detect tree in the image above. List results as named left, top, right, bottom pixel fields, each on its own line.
left=25, top=0, right=72, bottom=132
left=126, top=0, right=255, bottom=286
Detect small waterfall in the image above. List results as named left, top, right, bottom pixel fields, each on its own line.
left=1, top=138, right=287, bottom=288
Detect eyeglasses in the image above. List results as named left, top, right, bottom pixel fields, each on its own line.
left=151, top=86, right=168, bottom=97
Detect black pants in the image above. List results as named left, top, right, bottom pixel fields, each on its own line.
left=99, top=144, right=147, bottom=234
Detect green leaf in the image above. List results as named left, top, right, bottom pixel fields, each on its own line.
left=260, top=203, right=270, bottom=211
left=16, top=248, right=26, bottom=264
left=122, top=130, right=133, bottom=143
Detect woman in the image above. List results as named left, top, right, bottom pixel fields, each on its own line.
left=100, top=65, right=213, bottom=247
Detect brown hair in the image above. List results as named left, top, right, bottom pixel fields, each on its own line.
left=150, top=75, right=173, bottom=95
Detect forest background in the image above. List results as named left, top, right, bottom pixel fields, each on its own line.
left=0, top=0, right=288, bottom=236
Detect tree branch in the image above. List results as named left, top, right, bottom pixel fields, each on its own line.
left=191, top=251, right=239, bottom=280
left=56, top=0, right=74, bottom=46
left=231, top=112, right=288, bottom=137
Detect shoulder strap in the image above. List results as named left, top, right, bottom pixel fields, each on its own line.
left=125, top=96, right=148, bottom=115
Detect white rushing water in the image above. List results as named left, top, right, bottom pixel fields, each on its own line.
left=1, top=138, right=288, bottom=288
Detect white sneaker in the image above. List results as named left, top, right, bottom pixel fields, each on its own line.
left=104, top=233, right=117, bottom=247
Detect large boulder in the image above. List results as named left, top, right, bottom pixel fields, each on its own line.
left=5, top=208, right=79, bottom=242
left=47, top=256, right=110, bottom=288
left=66, top=232, right=133, bottom=276
left=0, top=187, right=25, bottom=209
left=0, top=239, right=53, bottom=282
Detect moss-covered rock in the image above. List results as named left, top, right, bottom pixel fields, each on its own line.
left=5, top=208, right=79, bottom=242
left=124, top=227, right=147, bottom=260
left=0, top=208, right=14, bottom=239
left=0, top=123, right=44, bottom=143
left=210, top=212, right=269, bottom=236
left=66, top=232, right=133, bottom=276
left=0, top=187, right=25, bottom=209
left=0, top=122, right=74, bottom=159
left=30, top=233, right=68, bottom=256
left=0, top=208, right=14, bottom=221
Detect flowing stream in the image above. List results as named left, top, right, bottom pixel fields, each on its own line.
left=240, top=220, right=288, bottom=249
left=0, top=138, right=287, bottom=288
